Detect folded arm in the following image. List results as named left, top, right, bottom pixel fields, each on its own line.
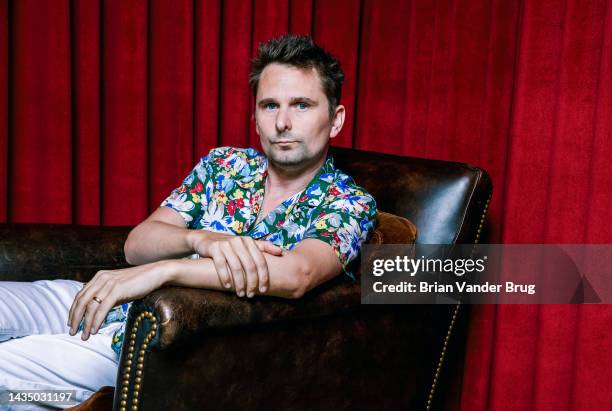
left=123, top=206, right=211, bottom=265
left=164, top=238, right=342, bottom=299
left=68, top=237, right=342, bottom=340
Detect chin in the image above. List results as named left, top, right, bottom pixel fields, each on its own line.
left=267, top=146, right=304, bottom=165
left=270, top=154, right=306, bottom=167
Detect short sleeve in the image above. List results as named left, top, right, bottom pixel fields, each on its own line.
left=160, top=148, right=224, bottom=227
left=303, top=189, right=377, bottom=280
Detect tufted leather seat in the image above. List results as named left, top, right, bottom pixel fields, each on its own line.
left=0, top=147, right=492, bottom=411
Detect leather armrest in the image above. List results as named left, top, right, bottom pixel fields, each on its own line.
left=139, top=278, right=359, bottom=350
left=0, top=223, right=131, bottom=281
left=137, top=211, right=418, bottom=350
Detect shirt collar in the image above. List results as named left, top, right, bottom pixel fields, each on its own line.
left=296, top=154, right=336, bottom=210
left=246, top=154, right=337, bottom=237
left=254, top=153, right=337, bottom=207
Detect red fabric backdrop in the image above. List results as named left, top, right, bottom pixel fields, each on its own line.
left=0, top=0, right=610, bottom=409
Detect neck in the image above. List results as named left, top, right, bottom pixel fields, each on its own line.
left=265, top=151, right=328, bottom=196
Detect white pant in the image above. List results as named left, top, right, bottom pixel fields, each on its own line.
left=0, top=280, right=121, bottom=410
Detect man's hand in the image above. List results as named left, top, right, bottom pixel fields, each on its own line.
left=123, top=208, right=283, bottom=295
left=67, top=262, right=169, bottom=341
left=188, top=231, right=283, bottom=298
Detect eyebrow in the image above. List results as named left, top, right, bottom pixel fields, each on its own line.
left=257, top=98, right=276, bottom=107
left=257, top=97, right=318, bottom=106
left=290, top=97, right=317, bottom=105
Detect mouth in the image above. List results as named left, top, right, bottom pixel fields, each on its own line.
left=272, top=140, right=298, bottom=145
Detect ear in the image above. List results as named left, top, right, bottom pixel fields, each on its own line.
left=329, top=105, right=345, bottom=139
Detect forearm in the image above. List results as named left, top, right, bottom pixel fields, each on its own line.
left=125, top=218, right=232, bottom=266
left=124, top=220, right=194, bottom=265
left=161, top=254, right=305, bottom=299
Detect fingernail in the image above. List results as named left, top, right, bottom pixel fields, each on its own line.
left=225, top=282, right=231, bottom=288
left=69, top=327, right=74, bottom=335
left=238, top=290, right=245, bottom=297
left=260, top=286, right=267, bottom=293
left=247, top=291, right=254, bottom=298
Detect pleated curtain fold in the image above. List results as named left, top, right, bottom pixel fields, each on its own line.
left=0, top=1, right=610, bottom=410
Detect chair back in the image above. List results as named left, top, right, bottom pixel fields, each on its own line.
left=331, top=147, right=492, bottom=244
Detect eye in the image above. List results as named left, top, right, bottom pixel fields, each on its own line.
left=295, top=102, right=309, bottom=110
left=263, top=102, right=278, bottom=111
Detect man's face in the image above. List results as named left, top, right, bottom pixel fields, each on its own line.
left=255, top=63, right=344, bottom=170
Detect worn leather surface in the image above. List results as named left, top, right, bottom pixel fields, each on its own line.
left=0, top=224, right=130, bottom=282
left=0, top=212, right=417, bottom=350
left=369, top=210, right=417, bottom=245
left=138, top=305, right=453, bottom=411
left=117, top=148, right=492, bottom=411
left=331, top=147, right=492, bottom=244
left=137, top=211, right=417, bottom=350
left=0, top=147, right=492, bottom=411
left=119, top=212, right=433, bottom=410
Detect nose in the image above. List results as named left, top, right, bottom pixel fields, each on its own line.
left=275, top=105, right=292, bottom=133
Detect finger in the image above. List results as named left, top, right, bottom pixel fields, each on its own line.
left=68, top=283, right=88, bottom=329
left=68, top=268, right=108, bottom=330
left=80, top=300, right=100, bottom=340
left=68, top=277, right=99, bottom=330
left=245, top=238, right=270, bottom=294
left=221, top=244, right=246, bottom=297
left=257, top=241, right=283, bottom=256
left=225, top=262, right=234, bottom=291
left=230, top=238, right=259, bottom=298
left=220, top=242, right=246, bottom=297
left=85, top=279, right=114, bottom=335
left=69, top=278, right=105, bottom=335
left=81, top=281, right=113, bottom=340
left=89, top=286, right=119, bottom=336
left=210, top=247, right=233, bottom=289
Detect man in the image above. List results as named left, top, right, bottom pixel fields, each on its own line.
left=0, top=34, right=376, bottom=408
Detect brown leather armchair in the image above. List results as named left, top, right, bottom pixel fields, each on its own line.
left=0, top=147, right=492, bottom=411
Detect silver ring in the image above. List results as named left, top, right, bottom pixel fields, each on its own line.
left=92, top=296, right=102, bottom=304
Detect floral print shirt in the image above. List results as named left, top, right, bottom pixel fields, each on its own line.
left=105, top=146, right=377, bottom=356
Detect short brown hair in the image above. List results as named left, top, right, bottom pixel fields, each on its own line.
left=249, top=35, right=345, bottom=118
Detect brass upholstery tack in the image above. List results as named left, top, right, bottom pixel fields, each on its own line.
left=118, top=310, right=158, bottom=411
left=425, top=192, right=491, bottom=410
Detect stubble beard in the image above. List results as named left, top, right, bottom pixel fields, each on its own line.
left=268, top=142, right=310, bottom=167
left=265, top=131, right=314, bottom=169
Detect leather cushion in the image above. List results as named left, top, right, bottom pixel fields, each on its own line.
left=368, top=211, right=418, bottom=245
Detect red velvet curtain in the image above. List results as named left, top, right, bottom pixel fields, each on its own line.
left=0, top=0, right=610, bottom=409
